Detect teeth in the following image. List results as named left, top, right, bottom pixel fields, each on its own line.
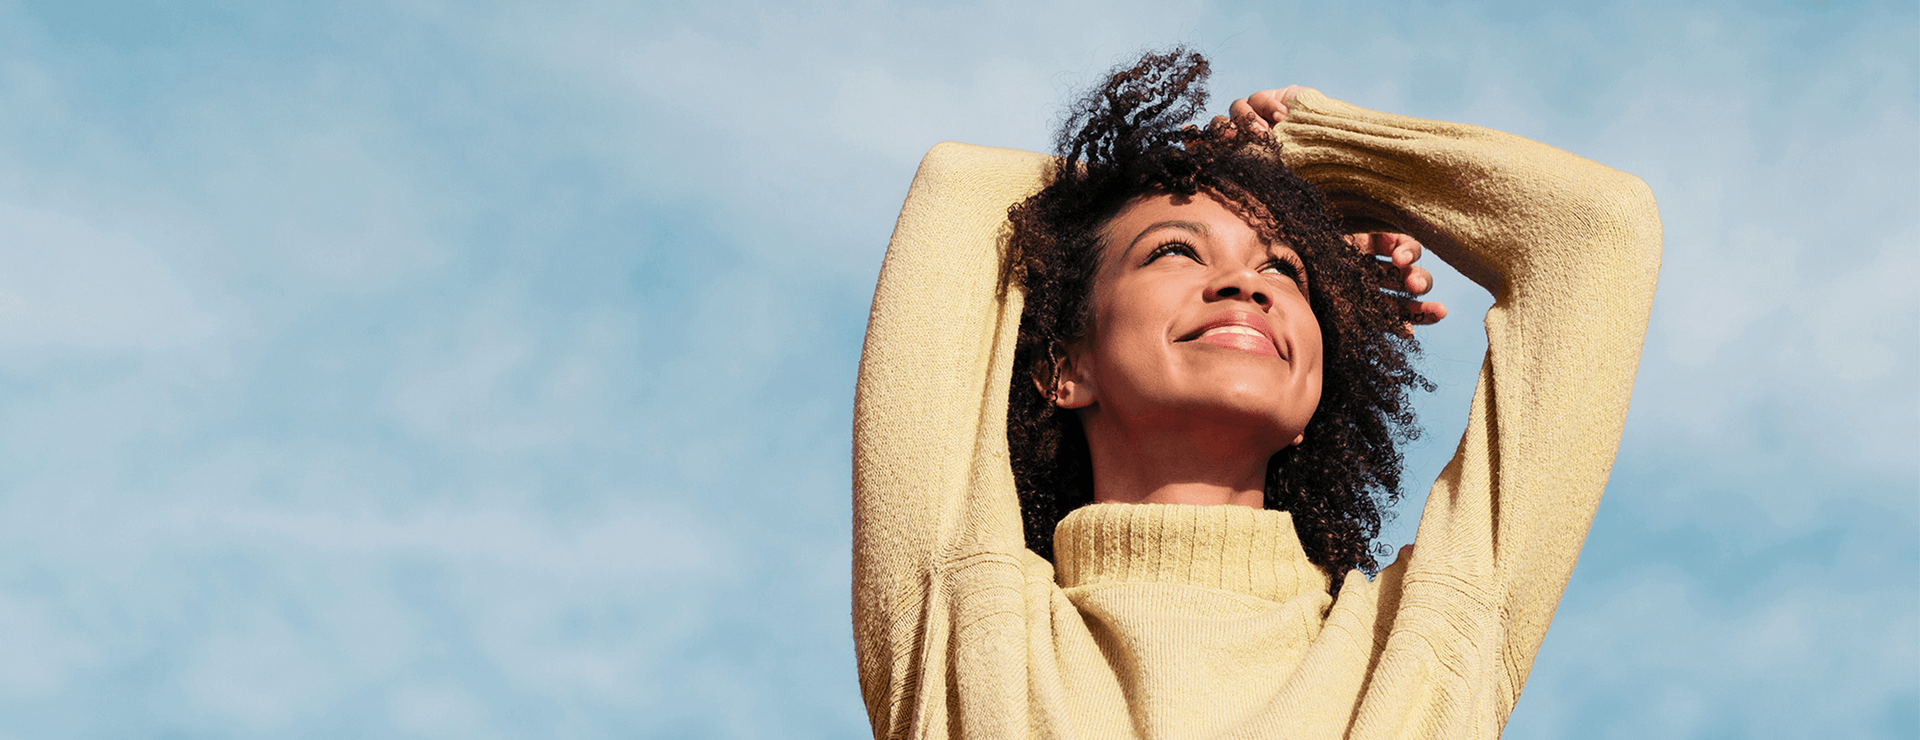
left=1200, top=325, right=1264, bottom=339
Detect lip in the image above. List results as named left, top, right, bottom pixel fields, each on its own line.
left=1177, top=311, right=1284, bottom=359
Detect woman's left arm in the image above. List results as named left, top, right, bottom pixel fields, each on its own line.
left=1252, top=87, right=1662, bottom=734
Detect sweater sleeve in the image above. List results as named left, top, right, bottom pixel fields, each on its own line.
left=851, top=142, right=1053, bottom=738
left=1271, top=91, right=1662, bottom=734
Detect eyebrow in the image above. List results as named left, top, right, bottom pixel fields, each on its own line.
left=1120, top=220, right=1210, bottom=260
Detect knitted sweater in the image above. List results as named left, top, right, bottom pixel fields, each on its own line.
left=852, top=89, right=1661, bottom=739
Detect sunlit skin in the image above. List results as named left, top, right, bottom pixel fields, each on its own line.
left=1046, top=191, right=1322, bottom=509
left=1221, top=86, right=1443, bottom=322
left=1221, top=86, right=1448, bottom=323
left=1041, top=87, right=1450, bottom=513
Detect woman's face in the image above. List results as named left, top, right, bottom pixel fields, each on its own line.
left=1059, top=191, right=1323, bottom=451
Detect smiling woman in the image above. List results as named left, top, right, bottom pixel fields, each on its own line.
left=1001, top=54, right=1434, bottom=577
left=1060, top=193, right=1326, bottom=490
left=1029, top=191, right=1337, bottom=520
left=852, top=48, right=1661, bottom=739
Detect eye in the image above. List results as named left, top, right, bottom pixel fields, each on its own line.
left=1260, top=257, right=1307, bottom=285
left=1142, top=241, right=1202, bottom=266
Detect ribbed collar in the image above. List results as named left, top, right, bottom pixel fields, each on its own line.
left=1053, top=503, right=1329, bottom=603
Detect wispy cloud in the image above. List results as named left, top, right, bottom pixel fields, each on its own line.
left=0, top=0, right=1910, bottom=737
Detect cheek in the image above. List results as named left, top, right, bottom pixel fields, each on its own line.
left=1091, top=279, right=1173, bottom=355
left=1302, top=315, right=1325, bottom=367
left=1292, top=301, right=1327, bottom=386
left=1088, top=307, right=1158, bottom=393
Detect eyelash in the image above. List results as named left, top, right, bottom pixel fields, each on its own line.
left=1143, top=241, right=1307, bottom=285
left=1261, top=258, right=1304, bottom=282
left=1143, top=241, right=1200, bottom=264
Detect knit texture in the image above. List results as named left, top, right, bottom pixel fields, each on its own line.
left=852, top=89, right=1662, bottom=739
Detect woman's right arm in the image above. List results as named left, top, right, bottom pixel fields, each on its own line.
left=852, top=142, right=1052, bottom=736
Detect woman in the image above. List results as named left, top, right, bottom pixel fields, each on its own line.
left=852, top=49, right=1660, bottom=739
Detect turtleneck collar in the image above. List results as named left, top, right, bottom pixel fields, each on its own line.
left=1052, top=503, right=1330, bottom=603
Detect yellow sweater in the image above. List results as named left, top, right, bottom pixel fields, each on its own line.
left=852, top=90, right=1662, bottom=739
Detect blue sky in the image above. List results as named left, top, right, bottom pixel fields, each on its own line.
left=0, top=0, right=1913, bottom=737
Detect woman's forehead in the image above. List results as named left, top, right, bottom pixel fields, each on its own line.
left=1099, top=192, right=1291, bottom=258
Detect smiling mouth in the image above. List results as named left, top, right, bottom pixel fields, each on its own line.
left=1184, top=324, right=1283, bottom=358
left=1200, top=325, right=1265, bottom=341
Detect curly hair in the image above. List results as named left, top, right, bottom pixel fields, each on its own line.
left=1004, top=48, right=1430, bottom=583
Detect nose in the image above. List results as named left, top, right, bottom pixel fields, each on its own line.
left=1204, top=267, right=1272, bottom=309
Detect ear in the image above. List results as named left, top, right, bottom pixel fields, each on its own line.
left=1031, top=345, right=1097, bottom=410
left=1289, top=432, right=1305, bottom=447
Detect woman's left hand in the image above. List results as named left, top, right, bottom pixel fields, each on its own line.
left=1348, top=232, right=1447, bottom=328
left=1209, top=89, right=1447, bottom=328
left=1209, top=86, right=1307, bottom=135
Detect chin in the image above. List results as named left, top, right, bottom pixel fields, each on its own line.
left=1180, top=393, right=1314, bottom=447
left=1204, top=380, right=1316, bottom=425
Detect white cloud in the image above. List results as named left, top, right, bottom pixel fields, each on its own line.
left=0, top=0, right=1909, bottom=737
left=0, top=456, right=741, bottom=728
left=0, top=201, right=225, bottom=361
left=826, top=55, right=1058, bottom=166
left=0, top=592, right=99, bottom=696
left=181, top=605, right=346, bottom=730
left=390, top=683, right=497, bottom=739
left=1510, top=557, right=1918, bottom=738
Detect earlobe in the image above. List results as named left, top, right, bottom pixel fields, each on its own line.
left=1035, top=346, right=1097, bottom=410
left=1290, top=433, right=1305, bottom=447
left=1052, top=377, right=1096, bottom=410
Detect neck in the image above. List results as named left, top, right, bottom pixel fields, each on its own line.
left=1079, top=408, right=1278, bottom=509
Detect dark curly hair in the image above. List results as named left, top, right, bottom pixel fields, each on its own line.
left=1004, top=48, right=1430, bottom=582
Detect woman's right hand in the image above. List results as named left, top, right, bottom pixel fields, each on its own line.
left=1348, top=232, right=1448, bottom=332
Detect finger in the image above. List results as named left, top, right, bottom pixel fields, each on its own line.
left=1408, top=300, right=1448, bottom=324
left=1226, top=99, right=1270, bottom=135
left=1373, top=262, right=1425, bottom=294
left=1380, top=233, right=1422, bottom=267
left=1404, top=265, right=1433, bottom=296
left=1350, top=232, right=1419, bottom=260
left=1245, top=89, right=1291, bottom=123
left=1358, top=238, right=1403, bottom=291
